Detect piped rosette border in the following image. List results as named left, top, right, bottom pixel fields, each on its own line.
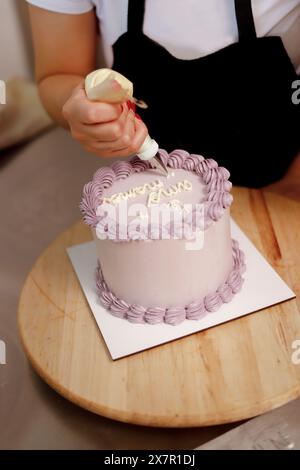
left=80, top=150, right=234, bottom=241
left=96, top=239, right=246, bottom=326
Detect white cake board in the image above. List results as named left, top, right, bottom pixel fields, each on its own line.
left=67, top=220, right=295, bottom=360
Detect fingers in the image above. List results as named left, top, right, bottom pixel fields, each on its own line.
left=130, top=118, right=149, bottom=154
left=81, top=101, right=123, bottom=124
left=63, top=81, right=149, bottom=159
left=81, top=105, right=131, bottom=141
left=83, top=111, right=134, bottom=151
left=108, top=117, right=148, bottom=156
left=85, top=116, right=148, bottom=158
left=63, top=85, right=123, bottom=126
left=77, top=101, right=122, bottom=125
left=83, top=110, right=134, bottom=154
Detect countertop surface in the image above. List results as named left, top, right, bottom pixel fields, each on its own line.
left=0, top=128, right=238, bottom=450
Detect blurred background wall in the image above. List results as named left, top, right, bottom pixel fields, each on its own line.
left=0, top=0, right=33, bottom=80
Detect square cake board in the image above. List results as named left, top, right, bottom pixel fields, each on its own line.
left=67, top=220, right=295, bottom=360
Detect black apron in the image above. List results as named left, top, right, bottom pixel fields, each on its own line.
left=113, top=0, right=300, bottom=187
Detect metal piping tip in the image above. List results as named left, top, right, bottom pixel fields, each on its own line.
left=150, top=154, right=169, bottom=176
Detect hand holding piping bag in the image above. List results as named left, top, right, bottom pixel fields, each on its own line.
left=85, top=69, right=168, bottom=176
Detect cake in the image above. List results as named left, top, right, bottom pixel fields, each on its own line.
left=80, top=149, right=245, bottom=325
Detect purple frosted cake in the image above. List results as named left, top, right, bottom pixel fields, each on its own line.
left=80, top=149, right=245, bottom=325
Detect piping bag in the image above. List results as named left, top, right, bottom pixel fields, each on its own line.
left=85, top=69, right=168, bottom=176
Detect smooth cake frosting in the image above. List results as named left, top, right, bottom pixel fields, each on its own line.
left=96, top=239, right=245, bottom=325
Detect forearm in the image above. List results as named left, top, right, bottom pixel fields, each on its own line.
left=38, top=74, right=84, bottom=128
left=28, top=6, right=97, bottom=128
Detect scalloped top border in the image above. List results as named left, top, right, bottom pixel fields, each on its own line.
left=80, top=149, right=233, bottom=241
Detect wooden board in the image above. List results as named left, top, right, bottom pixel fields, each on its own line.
left=18, top=188, right=300, bottom=427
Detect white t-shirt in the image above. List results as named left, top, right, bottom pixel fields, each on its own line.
left=27, top=0, right=300, bottom=72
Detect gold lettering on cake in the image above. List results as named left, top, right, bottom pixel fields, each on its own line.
left=103, top=180, right=163, bottom=205
left=168, top=199, right=183, bottom=210
left=103, top=178, right=193, bottom=207
left=147, top=180, right=192, bottom=206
